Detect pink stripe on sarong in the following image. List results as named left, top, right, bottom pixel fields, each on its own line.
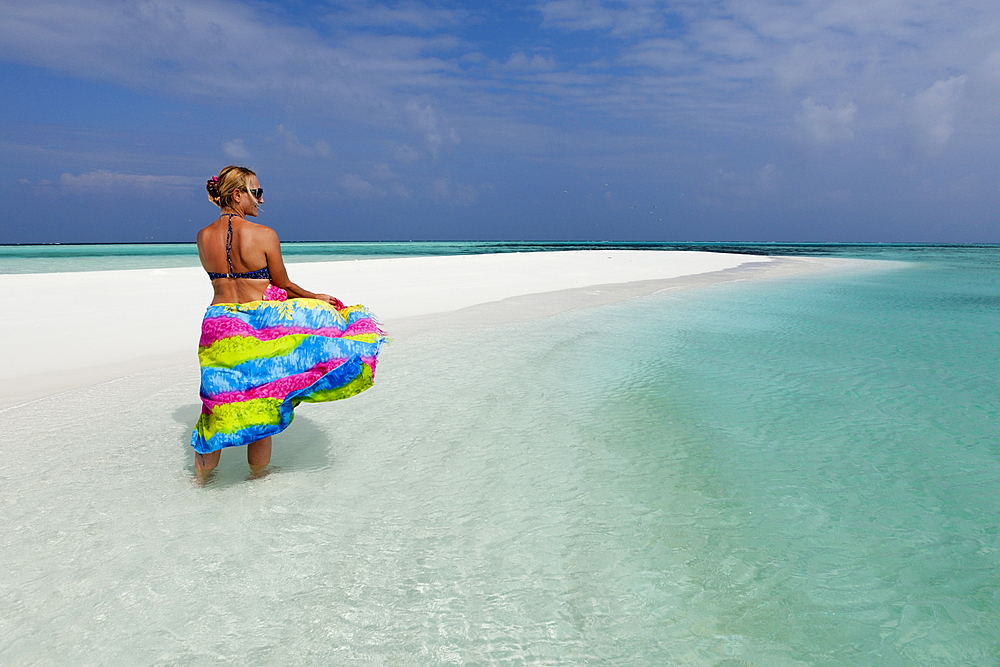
left=199, top=316, right=382, bottom=347
left=202, top=357, right=351, bottom=410
left=199, top=355, right=380, bottom=415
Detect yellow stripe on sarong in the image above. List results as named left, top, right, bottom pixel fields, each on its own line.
left=199, top=334, right=309, bottom=368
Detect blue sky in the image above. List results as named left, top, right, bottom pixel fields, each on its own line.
left=1, top=0, right=998, bottom=243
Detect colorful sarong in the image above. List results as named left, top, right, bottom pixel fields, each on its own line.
left=191, top=296, right=385, bottom=453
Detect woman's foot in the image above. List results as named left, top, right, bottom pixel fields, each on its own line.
left=194, top=450, right=221, bottom=485
left=248, top=464, right=269, bottom=479
left=247, top=436, right=272, bottom=476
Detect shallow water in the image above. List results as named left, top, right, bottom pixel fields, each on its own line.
left=2, top=241, right=995, bottom=274
left=2, top=249, right=999, bottom=664
left=553, top=255, right=1000, bottom=664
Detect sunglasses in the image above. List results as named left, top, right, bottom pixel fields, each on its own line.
left=243, top=187, right=264, bottom=199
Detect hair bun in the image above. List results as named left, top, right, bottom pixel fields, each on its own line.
left=206, top=177, right=221, bottom=202
left=207, top=166, right=255, bottom=209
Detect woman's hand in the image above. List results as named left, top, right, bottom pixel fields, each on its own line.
left=316, top=293, right=345, bottom=309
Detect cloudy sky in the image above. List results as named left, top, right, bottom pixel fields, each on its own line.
left=1, top=0, right=998, bottom=243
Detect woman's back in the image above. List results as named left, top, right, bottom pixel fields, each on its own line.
left=197, top=216, right=272, bottom=305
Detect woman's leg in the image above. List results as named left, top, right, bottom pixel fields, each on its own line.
left=195, top=449, right=221, bottom=482
left=247, top=436, right=272, bottom=477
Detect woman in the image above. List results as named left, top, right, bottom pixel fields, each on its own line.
left=192, top=165, right=384, bottom=481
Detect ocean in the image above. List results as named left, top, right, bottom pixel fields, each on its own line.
left=1, top=244, right=998, bottom=664
left=1, top=240, right=988, bottom=274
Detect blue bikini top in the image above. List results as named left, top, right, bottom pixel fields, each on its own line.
left=207, top=214, right=271, bottom=281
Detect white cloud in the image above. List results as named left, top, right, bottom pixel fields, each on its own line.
left=223, top=139, right=250, bottom=160
left=353, top=163, right=412, bottom=197
left=2, top=0, right=1000, bottom=214
left=688, top=17, right=764, bottom=60
left=275, top=125, right=332, bottom=158
left=390, top=142, right=420, bottom=162
left=711, top=162, right=779, bottom=197
left=912, top=75, right=967, bottom=148
left=59, top=171, right=197, bottom=194
left=504, top=52, right=555, bottom=71
left=334, top=2, right=466, bottom=31
left=795, top=97, right=857, bottom=145
left=758, top=163, right=778, bottom=191
left=539, top=0, right=617, bottom=32
left=431, top=177, right=477, bottom=204
left=539, top=0, right=664, bottom=36
left=371, top=162, right=395, bottom=180
left=1, top=0, right=994, bottom=159
left=406, top=100, right=459, bottom=156
left=0, top=0, right=465, bottom=132
left=977, top=52, right=1000, bottom=87
left=340, top=174, right=385, bottom=198
left=621, top=38, right=687, bottom=71
left=432, top=177, right=450, bottom=198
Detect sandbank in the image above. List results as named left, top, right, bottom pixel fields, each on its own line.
left=0, top=250, right=847, bottom=409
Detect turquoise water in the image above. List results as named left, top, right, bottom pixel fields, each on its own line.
left=540, top=250, right=1000, bottom=664
left=2, top=241, right=995, bottom=273
left=1, top=246, right=998, bottom=664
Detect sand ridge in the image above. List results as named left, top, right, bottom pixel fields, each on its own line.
left=0, top=250, right=858, bottom=409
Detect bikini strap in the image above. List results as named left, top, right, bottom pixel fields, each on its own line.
left=225, top=214, right=236, bottom=278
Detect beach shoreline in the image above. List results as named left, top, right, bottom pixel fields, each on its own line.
left=0, top=251, right=873, bottom=410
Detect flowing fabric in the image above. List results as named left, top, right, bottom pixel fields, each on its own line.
left=191, top=292, right=385, bottom=454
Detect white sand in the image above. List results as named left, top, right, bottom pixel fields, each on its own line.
left=0, top=250, right=803, bottom=409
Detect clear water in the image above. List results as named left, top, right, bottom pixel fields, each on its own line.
left=2, top=241, right=996, bottom=273
left=2, top=247, right=999, bottom=664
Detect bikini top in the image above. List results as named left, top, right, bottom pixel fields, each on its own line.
left=207, top=214, right=271, bottom=281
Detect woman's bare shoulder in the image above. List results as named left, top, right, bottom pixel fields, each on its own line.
left=197, top=217, right=225, bottom=235
left=248, top=221, right=280, bottom=244
left=247, top=220, right=276, bottom=233
left=196, top=221, right=217, bottom=245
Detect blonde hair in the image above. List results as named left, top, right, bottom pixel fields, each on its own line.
left=206, top=165, right=256, bottom=209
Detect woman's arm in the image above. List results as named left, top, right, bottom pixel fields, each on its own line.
left=262, top=228, right=343, bottom=306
